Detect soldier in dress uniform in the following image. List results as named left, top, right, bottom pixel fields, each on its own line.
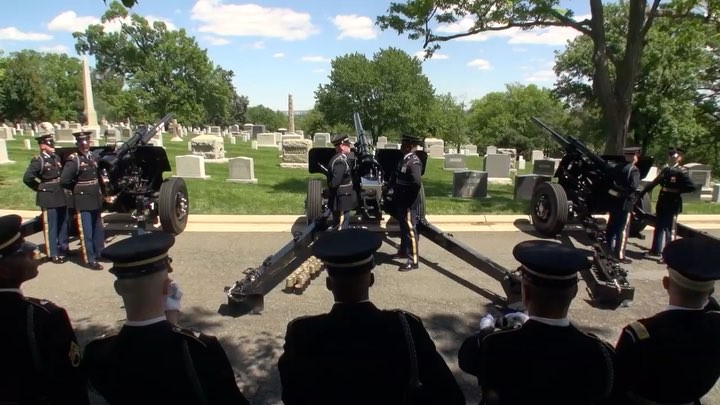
left=23, top=133, right=69, bottom=264
left=82, top=232, right=250, bottom=405
left=606, top=146, right=641, bottom=264
left=458, top=240, right=615, bottom=404
left=389, top=134, right=424, bottom=272
left=640, top=147, right=697, bottom=263
left=278, top=228, right=465, bottom=405
left=612, top=237, right=720, bottom=404
left=0, top=214, right=89, bottom=404
left=60, top=130, right=105, bottom=270
left=327, top=134, right=356, bottom=230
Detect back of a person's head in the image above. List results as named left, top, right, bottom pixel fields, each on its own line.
left=663, top=237, right=719, bottom=308
left=114, top=270, right=168, bottom=310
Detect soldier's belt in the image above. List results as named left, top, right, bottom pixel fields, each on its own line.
left=42, top=179, right=60, bottom=184
left=661, top=187, right=681, bottom=193
left=76, top=180, right=98, bottom=185
left=608, top=189, right=620, bottom=197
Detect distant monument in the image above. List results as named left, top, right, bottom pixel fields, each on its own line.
left=288, top=94, right=295, bottom=134
left=82, top=57, right=100, bottom=138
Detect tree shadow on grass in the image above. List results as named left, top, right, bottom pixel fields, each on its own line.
left=269, top=178, right=312, bottom=194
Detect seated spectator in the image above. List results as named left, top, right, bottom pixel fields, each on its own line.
left=458, top=240, right=615, bottom=404
left=82, top=232, right=250, bottom=405
left=0, top=214, right=89, bottom=404
left=613, top=237, right=720, bottom=404
left=278, top=228, right=465, bottom=405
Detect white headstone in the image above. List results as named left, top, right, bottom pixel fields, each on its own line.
left=257, top=133, right=277, bottom=148
left=230, top=136, right=236, bottom=145
left=486, top=145, right=497, bottom=155
left=484, top=154, right=512, bottom=178
left=174, top=155, right=210, bottom=179
left=226, top=157, right=258, bottom=184
left=24, top=139, right=31, bottom=150
left=428, top=145, right=444, bottom=159
left=251, top=140, right=258, bottom=150
left=444, top=154, right=468, bottom=171
left=531, top=150, right=544, bottom=163
left=190, top=134, right=225, bottom=159
left=518, top=156, right=526, bottom=170
left=0, top=139, right=15, bottom=164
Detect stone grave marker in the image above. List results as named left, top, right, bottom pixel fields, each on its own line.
left=257, top=133, right=277, bottom=148
left=533, top=159, right=558, bottom=176
left=518, top=156, right=526, bottom=170
left=55, top=129, right=75, bottom=143
left=712, top=183, right=720, bottom=203
left=251, top=140, right=258, bottom=150
left=452, top=171, right=488, bottom=198
left=313, top=133, right=330, bottom=147
left=0, top=127, right=14, bottom=140
left=230, top=136, right=236, bottom=145
left=514, top=175, right=551, bottom=201
left=174, top=155, right=209, bottom=179
left=0, top=139, right=14, bottom=164
left=684, top=163, right=712, bottom=188
left=377, top=136, right=388, bottom=145
left=281, top=139, right=312, bottom=168
left=190, top=134, right=225, bottom=160
left=428, top=145, right=444, bottom=159
left=444, top=154, right=467, bottom=171
left=424, top=137, right=444, bottom=150
left=531, top=150, right=544, bottom=163
left=484, top=154, right=511, bottom=178
left=465, top=145, right=478, bottom=155
left=251, top=125, right=266, bottom=138
left=486, top=145, right=497, bottom=155
left=24, top=139, right=31, bottom=150
left=226, top=157, right=258, bottom=184
left=385, top=143, right=400, bottom=150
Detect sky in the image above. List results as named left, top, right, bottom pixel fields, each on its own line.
left=0, top=0, right=591, bottom=112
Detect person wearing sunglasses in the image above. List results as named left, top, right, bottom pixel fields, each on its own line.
left=0, top=214, right=88, bottom=404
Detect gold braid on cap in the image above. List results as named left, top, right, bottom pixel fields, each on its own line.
left=0, top=233, right=20, bottom=251
left=668, top=268, right=715, bottom=292
left=521, top=265, right=578, bottom=280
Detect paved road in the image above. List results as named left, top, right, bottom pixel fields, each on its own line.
left=21, top=225, right=720, bottom=405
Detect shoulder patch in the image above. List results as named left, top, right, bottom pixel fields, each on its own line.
left=69, top=341, right=81, bottom=367
left=628, top=321, right=650, bottom=341
left=172, top=326, right=208, bottom=347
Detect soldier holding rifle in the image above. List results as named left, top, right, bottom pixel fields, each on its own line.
left=327, top=134, right=356, bottom=230
left=606, top=147, right=641, bottom=264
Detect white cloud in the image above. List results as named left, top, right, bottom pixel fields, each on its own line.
left=191, top=0, right=318, bottom=41
left=202, top=35, right=230, bottom=46
left=39, top=44, right=69, bottom=53
left=467, top=58, right=491, bottom=70
left=436, top=16, right=476, bottom=34
left=301, top=55, right=330, bottom=63
left=331, top=14, right=376, bottom=40
left=0, top=27, right=52, bottom=41
left=249, top=41, right=265, bottom=49
left=47, top=11, right=99, bottom=32
left=525, top=69, right=556, bottom=82
left=273, top=52, right=285, bottom=58
left=414, top=50, right=449, bottom=60
left=146, top=16, right=177, bottom=31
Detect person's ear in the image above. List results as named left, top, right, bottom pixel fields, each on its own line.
left=662, top=276, right=670, bottom=291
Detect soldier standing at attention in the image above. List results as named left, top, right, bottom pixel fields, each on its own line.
left=60, top=130, right=105, bottom=270
left=82, top=232, right=250, bottom=405
left=23, top=133, right=69, bottom=264
left=391, top=134, right=424, bottom=272
left=606, top=147, right=641, bottom=264
left=0, top=214, right=89, bottom=404
left=612, top=237, right=720, bottom=403
left=278, top=228, right=465, bottom=405
left=640, top=147, right=697, bottom=263
left=328, top=134, right=356, bottom=230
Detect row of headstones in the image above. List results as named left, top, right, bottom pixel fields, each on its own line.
left=442, top=153, right=523, bottom=178
left=173, top=155, right=257, bottom=183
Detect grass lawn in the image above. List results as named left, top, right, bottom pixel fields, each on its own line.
left=2, top=132, right=719, bottom=215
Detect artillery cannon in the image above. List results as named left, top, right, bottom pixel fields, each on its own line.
left=21, top=113, right=188, bottom=237
left=223, top=113, right=523, bottom=315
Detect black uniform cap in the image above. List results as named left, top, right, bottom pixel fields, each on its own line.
left=101, top=232, right=175, bottom=279
left=34, top=134, right=54, bottom=146
left=513, top=240, right=590, bottom=288
left=0, top=215, right=36, bottom=259
left=400, top=134, right=423, bottom=145
left=663, top=237, right=720, bottom=292
left=623, top=147, right=640, bottom=155
left=330, top=134, right=351, bottom=146
left=73, top=131, right=93, bottom=143
left=668, top=147, right=685, bottom=156
left=312, top=228, right=382, bottom=276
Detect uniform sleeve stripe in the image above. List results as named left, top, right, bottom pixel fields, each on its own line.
left=628, top=321, right=650, bottom=340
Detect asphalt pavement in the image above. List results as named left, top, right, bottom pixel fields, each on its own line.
left=11, top=213, right=720, bottom=405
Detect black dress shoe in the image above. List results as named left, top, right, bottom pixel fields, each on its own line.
left=618, top=258, right=632, bottom=265
left=51, top=256, right=68, bottom=264
left=88, top=262, right=104, bottom=270
left=391, top=252, right=407, bottom=260
left=398, top=262, right=419, bottom=272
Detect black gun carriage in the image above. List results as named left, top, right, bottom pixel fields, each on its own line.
left=20, top=113, right=189, bottom=238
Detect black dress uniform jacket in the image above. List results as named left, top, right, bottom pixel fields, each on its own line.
left=328, top=152, right=355, bottom=213
left=82, top=320, right=249, bottom=405
left=458, top=319, right=615, bottom=404
left=0, top=291, right=88, bottom=404
left=23, top=152, right=66, bottom=208
left=278, top=302, right=465, bottom=405
left=612, top=162, right=641, bottom=211
left=60, top=152, right=103, bottom=211
left=392, top=152, right=423, bottom=209
left=643, top=165, right=697, bottom=215
left=613, top=309, right=720, bottom=403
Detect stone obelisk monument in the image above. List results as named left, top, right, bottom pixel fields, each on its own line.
left=82, top=57, right=100, bottom=139
left=287, top=94, right=295, bottom=134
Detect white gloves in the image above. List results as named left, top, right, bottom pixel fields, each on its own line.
left=479, top=313, right=496, bottom=330
left=504, top=311, right=529, bottom=328
left=165, top=280, right=183, bottom=312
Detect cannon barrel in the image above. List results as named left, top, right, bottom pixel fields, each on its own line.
left=531, top=116, right=612, bottom=173
left=101, top=113, right=174, bottom=169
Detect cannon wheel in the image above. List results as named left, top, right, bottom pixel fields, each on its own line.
left=629, top=193, right=651, bottom=236
left=159, top=177, right=189, bottom=235
left=531, top=182, right=568, bottom=237
left=306, top=179, right=323, bottom=225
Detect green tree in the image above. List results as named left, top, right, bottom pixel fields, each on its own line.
left=0, top=50, right=82, bottom=122
left=428, top=93, right=469, bottom=152
left=246, top=105, right=287, bottom=131
left=376, top=0, right=720, bottom=154
left=467, top=83, right=572, bottom=156
left=315, top=47, right=435, bottom=143
left=294, top=108, right=353, bottom=136
left=75, top=1, right=247, bottom=126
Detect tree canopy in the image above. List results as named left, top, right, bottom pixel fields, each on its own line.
left=75, top=1, right=247, bottom=126
left=315, top=47, right=435, bottom=142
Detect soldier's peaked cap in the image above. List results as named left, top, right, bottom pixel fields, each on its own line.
left=101, top=232, right=175, bottom=279
left=330, top=134, right=351, bottom=146
left=73, top=130, right=93, bottom=141
left=0, top=215, right=24, bottom=258
left=623, top=146, right=641, bottom=155
left=312, top=228, right=382, bottom=275
left=663, top=237, right=720, bottom=292
left=668, top=146, right=685, bottom=156
left=513, top=240, right=590, bottom=288
left=34, top=134, right=54, bottom=145
left=400, top=134, right=423, bottom=145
